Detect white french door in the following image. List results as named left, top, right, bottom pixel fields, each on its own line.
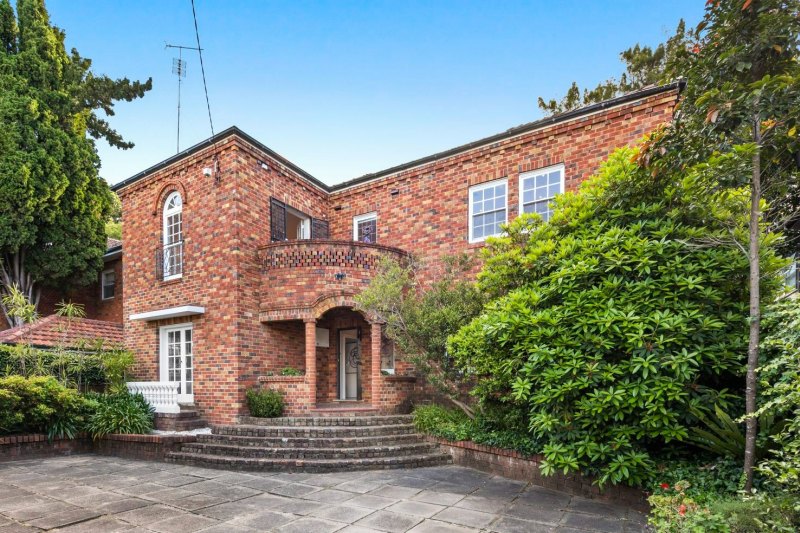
left=159, top=324, right=194, bottom=403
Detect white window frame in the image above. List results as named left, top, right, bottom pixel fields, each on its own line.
left=518, top=164, right=565, bottom=222
left=353, top=212, right=378, bottom=243
left=468, top=178, right=508, bottom=244
left=100, top=269, right=115, bottom=301
left=162, top=191, right=183, bottom=281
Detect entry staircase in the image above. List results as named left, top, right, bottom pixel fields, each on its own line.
left=165, top=413, right=451, bottom=472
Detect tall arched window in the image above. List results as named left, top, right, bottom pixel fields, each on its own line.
left=162, top=192, right=183, bottom=279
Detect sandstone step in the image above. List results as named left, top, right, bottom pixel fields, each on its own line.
left=164, top=451, right=452, bottom=473
left=196, top=432, right=425, bottom=449
left=179, top=442, right=438, bottom=460
left=213, top=423, right=417, bottom=439
left=238, top=415, right=413, bottom=427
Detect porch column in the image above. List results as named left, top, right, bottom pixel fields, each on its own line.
left=304, top=318, right=317, bottom=408
left=370, top=321, right=383, bottom=407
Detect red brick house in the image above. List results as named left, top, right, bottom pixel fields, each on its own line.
left=4, top=84, right=681, bottom=425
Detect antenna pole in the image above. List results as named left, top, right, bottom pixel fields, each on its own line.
left=165, top=43, right=202, bottom=153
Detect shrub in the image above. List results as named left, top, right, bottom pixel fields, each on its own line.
left=757, top=299, right=800, bottom=494
left=86, top=392, right=154, bottom=439
left=279, top=367, right=303, bottom=376
left=0, top=375, right=87, bottom=439
left=246, top=387, right=284, bottom=418
left=448, top=147, right=785, bottom=486
left=413, top=404, right=543, bottom=456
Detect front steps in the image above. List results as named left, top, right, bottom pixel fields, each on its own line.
left=165, top=414, right=451, bottom=472
left=154, top=405, right=206, bottom=431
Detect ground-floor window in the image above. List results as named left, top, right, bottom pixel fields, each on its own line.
left=381, top=335, right=395, bottom=374
left=159, top=323, right=193, bottom=403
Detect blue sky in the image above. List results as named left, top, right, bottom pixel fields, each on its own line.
left=45, top=1, right=704, bottom=186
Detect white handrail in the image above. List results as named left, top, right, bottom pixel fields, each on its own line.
left=126, top=381, right=180, bottom=414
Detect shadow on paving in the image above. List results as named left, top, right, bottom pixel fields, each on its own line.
left=0, top=455, right=648, bottom=532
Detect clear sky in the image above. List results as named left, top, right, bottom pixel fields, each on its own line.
left=44, top=1, right=705, bottom=187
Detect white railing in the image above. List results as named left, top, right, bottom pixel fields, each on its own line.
left=127, top=382, right=180, bottom=413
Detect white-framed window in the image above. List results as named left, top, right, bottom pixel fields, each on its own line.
left=353, top=212, right=378, bottom=243
left=101, top=269, right=116, bottom=300
left=162, top=191, right=183, bottom=280
left=381, top=335, right=395, bottom=374
left=468, top=179, right=507, bottom=243
left=519, top=164, right=564, bottom=222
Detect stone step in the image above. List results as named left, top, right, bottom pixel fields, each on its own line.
left=154, top=410, right=207, bottom=432
left=213, top=424, right=418, bottom=439
left=178, top=442, right=438, bottom=460
left=238, top=415, right=413, bottom=427
left=196, top=432, right=426, bottom=448
left=165, top=450, right=452, bottom=473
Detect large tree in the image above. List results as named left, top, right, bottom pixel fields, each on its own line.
left=0, top=0, right=151, bottom=327
left=537, top=20, right=692, bottom=115
left=644, top=0, right=800, bottom=491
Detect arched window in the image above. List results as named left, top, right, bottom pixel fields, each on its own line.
left=162, top=192, right=183, bottom=279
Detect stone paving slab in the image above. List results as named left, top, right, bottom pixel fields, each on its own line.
left=0, top=455, right=646, bottom=532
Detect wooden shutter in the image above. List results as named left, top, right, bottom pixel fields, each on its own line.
left=311, top=218, right=329, bottom=240
left=270, top=198, right=287, bottom=241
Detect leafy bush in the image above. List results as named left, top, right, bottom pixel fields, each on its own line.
left=649, top=455, right=744, bottom=505
left=413, top=404, right=542, bottom=456
left=85, top=392, right=154, bottom=439
left=757, top=299, right=800, bottom=494
left=448, top=147, right=785, bottom=486
left=279, top=367, right=303, bottom=376
left=0, top=375, right=87, bottom=439
left=246, top=387, right=284, bottom=418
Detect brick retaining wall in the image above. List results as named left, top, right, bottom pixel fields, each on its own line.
left=0, top=433, right=196, bottom=463
left=431, top=437, right=648, bottom=511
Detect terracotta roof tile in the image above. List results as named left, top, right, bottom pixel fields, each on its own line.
left=0, top=315, right=123, bottom=348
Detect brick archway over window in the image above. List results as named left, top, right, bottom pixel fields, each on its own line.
left=152, top=181, right=188, bottom=216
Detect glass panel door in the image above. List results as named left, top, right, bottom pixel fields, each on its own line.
left=161, top=325, right=194, bottom=403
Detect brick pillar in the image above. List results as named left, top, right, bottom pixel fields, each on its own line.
left=370, top=322, right=382, bottom=409
left=304, top=319, right=317, bottom=409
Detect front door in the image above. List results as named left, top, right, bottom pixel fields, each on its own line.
left=339, top=329, right=360, bottom=400
left=159, top=324, right=194, bottom=403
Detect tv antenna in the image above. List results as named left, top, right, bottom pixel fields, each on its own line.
left=165, top=43, right=202, bottom=153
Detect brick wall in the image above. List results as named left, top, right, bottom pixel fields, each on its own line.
left=327, top=90, right=678, bottom=276
left=432, top=437, right=648, bottom=511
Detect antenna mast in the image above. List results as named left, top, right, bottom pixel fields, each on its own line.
left=165, top=43, right=202, bottom=153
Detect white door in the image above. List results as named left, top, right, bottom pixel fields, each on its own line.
left=339, top=329, right=359, bottom=400
left=160, top=324, right=194, bottom=403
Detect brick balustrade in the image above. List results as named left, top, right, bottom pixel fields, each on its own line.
left=258, top=240, right=407, bottom=320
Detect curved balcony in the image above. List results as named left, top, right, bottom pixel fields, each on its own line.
left=258, top=240, right=407, bottom=322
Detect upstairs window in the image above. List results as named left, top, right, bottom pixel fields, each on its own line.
left=162, top=192, right=183, bottom=280
left=353, top=212, right=377, bottom=243
left=101, top=270, right=115, bottom=300
left=468, top=179, right=507, bottom=243
left=519, top=164, right=564, bottom=222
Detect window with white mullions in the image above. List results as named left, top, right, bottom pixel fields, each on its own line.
left=353, top=212, right=377, bottom=243
left=162, top=192, right=183, bottom=279
left=519, top=164, right=564, bottom=222
left=468, top=179, right=507, bottom=243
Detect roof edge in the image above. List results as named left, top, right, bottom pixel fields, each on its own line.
left=111, top=126, right=330, bottom=193
left=330, top=81, right=683, bottom=192
left=111, top=81, right=683, bottom=195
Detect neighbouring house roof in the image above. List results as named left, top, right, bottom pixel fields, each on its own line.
left=106, top=238, right=122, bottom=251
left=111, top=82, right=684, bottom=195
left=0, top=315, right=124, bottom=349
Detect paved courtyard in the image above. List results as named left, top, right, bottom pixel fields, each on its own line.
left=0, top=455, right=646, bottom=532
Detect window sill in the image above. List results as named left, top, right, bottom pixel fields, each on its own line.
left=162, top=275, right=183, bottom=284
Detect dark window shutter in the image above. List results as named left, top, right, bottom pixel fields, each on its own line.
left=270, top=198, right=287, bottom=241
left=311, top=218, right=329, bottom=240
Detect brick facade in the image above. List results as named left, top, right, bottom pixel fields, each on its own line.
left=107, top=85, right=679, bottom=424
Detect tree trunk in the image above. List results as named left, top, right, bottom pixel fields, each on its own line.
left=743, top=113, right=762, bottom=493
left=0, top=250, right=40, bottom=328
